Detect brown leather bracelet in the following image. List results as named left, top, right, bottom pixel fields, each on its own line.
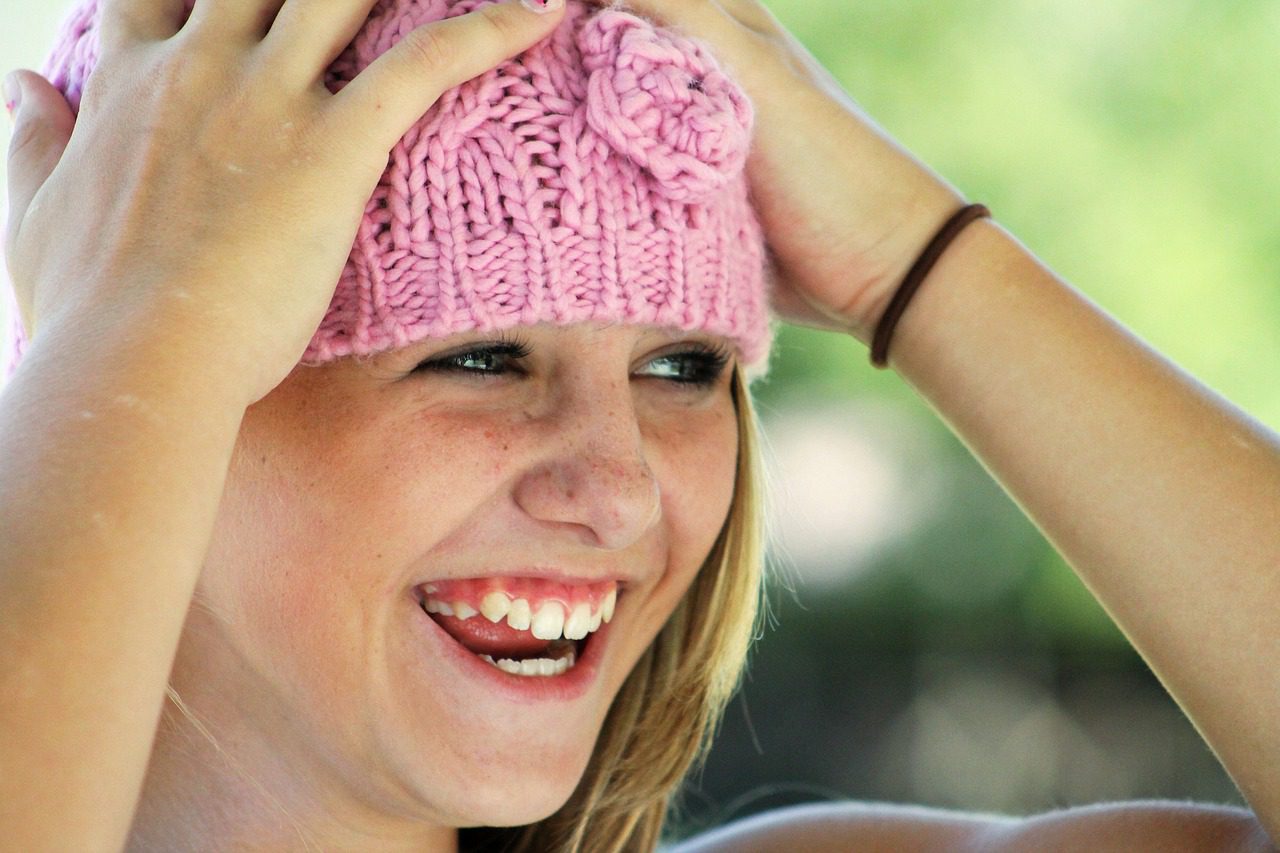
left=869, top=203, right=992, bottom=369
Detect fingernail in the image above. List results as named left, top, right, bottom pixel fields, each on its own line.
left=2, top=73, right=20, bottom=118
left=520, top=0, right=562, bottom=13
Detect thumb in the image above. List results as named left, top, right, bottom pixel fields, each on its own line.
left=3, top=69, right=75, bottom=345
left=5, top=69, right=76, bottom=243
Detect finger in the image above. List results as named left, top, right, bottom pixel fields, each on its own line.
left=321, top=0, right=566, bottom=156
left=260, top=0, right=385, bottom=90
left=183, top=0, right=288, bottom=43
left=98, top=0, right=189, bottom=56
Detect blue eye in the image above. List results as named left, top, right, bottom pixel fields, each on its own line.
left=411, top=335, right=733, bottom=388
left=637, top=343, right=732, bottom=387
left=413, top=342, right=531, bottom=378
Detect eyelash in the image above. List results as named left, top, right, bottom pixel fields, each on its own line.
left=411, top=331, right=733, bottom=388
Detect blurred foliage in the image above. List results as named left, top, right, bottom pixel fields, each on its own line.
left=672, top=0, right=1274, bottom=837
left=751, top=0, right=1280, bottom=426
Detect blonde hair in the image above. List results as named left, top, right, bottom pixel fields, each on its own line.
left=461, top=361, right=773, bottom=852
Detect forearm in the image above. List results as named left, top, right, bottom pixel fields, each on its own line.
left=0, top=314, right=248, bottom=850
left=886, top=219, right=1280, bottom=839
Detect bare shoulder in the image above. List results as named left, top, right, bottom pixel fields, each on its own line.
left=666, top=801, right=999, bottom=852
left=981, top=800, right=1274, bottom=853
left=667, top=799, right=1275, bottom=853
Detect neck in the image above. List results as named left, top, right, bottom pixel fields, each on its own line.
left=124, top=668, right=458, bottom=851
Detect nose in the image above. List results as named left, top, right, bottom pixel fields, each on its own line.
left=511, top=385, right=661, bottom=551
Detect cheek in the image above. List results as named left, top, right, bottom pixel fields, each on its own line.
left=204, top=446, right=367, bottom=679
left=650, top=405, right=739, bottom=583
left=405, top=412, right=517, bottom=470
left=661, top=405, right=738, bottom=520
left=296, top=412, right=523, bottom=569
left=220, top=411, right=525, bottom=621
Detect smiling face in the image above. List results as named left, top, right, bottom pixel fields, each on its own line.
left=155, top=321, right=741, bottom=845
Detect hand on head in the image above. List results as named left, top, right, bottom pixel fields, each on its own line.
left=584, top=0, right=970, bottom=344
left=2, top=0, right=567, bottom=405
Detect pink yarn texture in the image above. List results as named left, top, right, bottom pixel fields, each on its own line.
left=1, top=0, right=775, bottom=387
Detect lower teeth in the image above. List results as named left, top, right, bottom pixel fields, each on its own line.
left=479, top=645, right=577, bottom=677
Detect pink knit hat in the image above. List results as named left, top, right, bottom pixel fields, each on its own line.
left=2, top=0, right=775, bottom=388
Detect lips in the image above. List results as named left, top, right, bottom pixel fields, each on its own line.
left=417, top=577, right=618, bottom=669
left=408, top=588, right=613, bottom=703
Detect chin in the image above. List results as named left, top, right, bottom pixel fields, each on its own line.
left=428, top=746, right=595, bottom=829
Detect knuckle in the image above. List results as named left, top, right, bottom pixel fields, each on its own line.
left=77, top=49, right=144, bottom=117
left=401, top=25, right=455, bottom=73
left=126, top=43, right=297, bottom=162
left=131, top=43, right=219, bottom=108
left=474, top=3, right=521, bottom=41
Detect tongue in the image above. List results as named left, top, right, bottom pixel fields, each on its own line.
left=428, top=611, right=553, bottom=659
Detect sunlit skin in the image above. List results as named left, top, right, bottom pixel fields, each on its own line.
left=129, top=321, right=740, bottom=850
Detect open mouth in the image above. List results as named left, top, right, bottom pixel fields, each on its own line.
left=415, top=579, right=617, bottom=678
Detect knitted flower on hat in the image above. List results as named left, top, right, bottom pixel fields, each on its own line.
left=580, top=9, right=752, bottom=203
left=2, top=0, right=775, bottom=387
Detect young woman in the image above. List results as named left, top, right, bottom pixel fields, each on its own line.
left=0, top=0, right=1274, bottom=850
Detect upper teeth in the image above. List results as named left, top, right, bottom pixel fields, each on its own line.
left=423, top=588, right=616, bottom=641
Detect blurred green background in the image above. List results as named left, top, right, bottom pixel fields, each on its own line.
left=3, top=0, right=1276, bottom=839
left=666, top=0, right=1279, bottom=840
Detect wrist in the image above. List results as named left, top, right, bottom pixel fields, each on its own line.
left=883, top=217, right=1014, bottom=375
left=848, top=180, right=971, bottom=346
left=867, top=203, right=994, bottom=367
left=30, top=293, right=256, bottom=418
left=785, top=104, right=967, bottom=345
